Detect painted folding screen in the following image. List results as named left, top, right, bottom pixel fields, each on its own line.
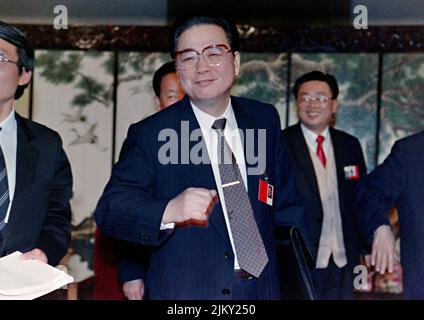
left=32, top=50, right=114, bottom=282
left=379, top=53, right=424, bottom=163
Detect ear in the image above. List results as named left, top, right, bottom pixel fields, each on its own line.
left=233, top=51, right=241, bottom=77
left=18, top=69, right=32, bottom=86
left=331, top=99, right=338, bottom=113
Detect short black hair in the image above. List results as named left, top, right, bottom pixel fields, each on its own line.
left=292, top=71, right=339, bottom=100
left=152, top=61, right=177, bottom=97
left=0, top=21, right=34, bottom=99
left=169, top=15, right=240, bottom=58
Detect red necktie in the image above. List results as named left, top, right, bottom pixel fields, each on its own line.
left=316, top=135, right=326, bottom=168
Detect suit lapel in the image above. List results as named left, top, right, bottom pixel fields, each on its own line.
left=4, top=114, right=38, bottom=240
left=290, top=123, right=320, bottom=196
left=330, top=128, right=347, bottom=213
left=177, top=98, right=230, bottom=243
left=231, top=98, right=261, bottom=218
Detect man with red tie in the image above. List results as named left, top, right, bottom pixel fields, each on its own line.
left=282, top=71, right=367, bottom=299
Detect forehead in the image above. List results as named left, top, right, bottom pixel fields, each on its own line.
left=160, top=73, right=179, bottom=89
left=176, top=24, right=229, bottom=50
left=0, top=38, right=18, bottom=58
left=298, top=80, right=332, bottom=94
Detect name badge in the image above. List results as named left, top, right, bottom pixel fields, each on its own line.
left=344, top=165, right=360, bottom=180
left=258, top=179, right=273, bottom=206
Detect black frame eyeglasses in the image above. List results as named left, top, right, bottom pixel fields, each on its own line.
left=174, top=44, right=233, bottom=71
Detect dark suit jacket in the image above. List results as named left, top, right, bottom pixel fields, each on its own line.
left=95, top=96, right=305, bottom=300
left=282, top=123, right=367, bottom=274
left=0, top=113, right=73, bottom=266
left=355, top=130, right=424, bottom=299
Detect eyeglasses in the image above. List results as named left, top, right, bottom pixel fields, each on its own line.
left=174, top=44, right=233, bottom=71
left=0, top=53, right=20, bottom=70
left=298, top=95, right=332, bottom=105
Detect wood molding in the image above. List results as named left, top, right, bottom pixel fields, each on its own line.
left=17, top=24, right=424, bottom=52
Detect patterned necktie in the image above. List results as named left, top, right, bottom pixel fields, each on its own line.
left=0, top=136, right=9, bottom=230
left=316, top=135, right=327, bottom=168
left=212, top=118, right=268, bottom=278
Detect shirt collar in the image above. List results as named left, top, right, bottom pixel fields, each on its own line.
left=300, top=123, right=329, bottom=146
left=0, top=109, right=16, bottom=135
left=190, top=99, right=233, bottom=132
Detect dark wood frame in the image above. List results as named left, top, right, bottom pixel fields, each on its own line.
left=18, top=24, right=424, bottom=52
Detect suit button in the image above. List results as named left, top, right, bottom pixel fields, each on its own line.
left=222, top=288, right=231, bottom=296
left=224, top=251, right=232, bottom=259
left=317, top=217, right=323, bottom=223
left=315, top=242, right=319, bottom=248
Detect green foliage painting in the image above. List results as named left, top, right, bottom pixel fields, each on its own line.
left=37, top=51, right=113, bottom=108
left=234, top=53, right=288, bottom=127
left=380, top=53, right=424, bottom=162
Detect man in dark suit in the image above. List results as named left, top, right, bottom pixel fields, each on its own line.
left=0, top=21, right=73, bottom=266
left=94, top=62, right=185, bottom=300
left=95, top=15, right=304, bottom=300
left=117, top=61, right=185, bottom=300
left=355, top=131, right=424, bottom=299
left=282, top=71, right=367, bottom=299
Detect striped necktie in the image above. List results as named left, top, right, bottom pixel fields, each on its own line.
left=0, top=134, right=9, bottom=230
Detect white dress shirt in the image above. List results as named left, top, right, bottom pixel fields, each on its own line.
left=300, top=124, right=347, bottom=269
left=0, top=109, right=18, bottom=224
left=191, top=100, right=248, bottom=270
left=160, top=100, right=248, bottom=269
left=301, top=123, right=330, bottom=160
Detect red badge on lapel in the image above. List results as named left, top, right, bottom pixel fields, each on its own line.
left=258, top=179, right=273, bottom=206
left=344, top=165, right=360, bottom=180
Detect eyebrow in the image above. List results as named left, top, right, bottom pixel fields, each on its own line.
left=175, top=43, right=227, bottom=54
left=299, top=91, right=329, bottom=96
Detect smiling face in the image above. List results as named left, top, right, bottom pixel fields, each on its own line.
left=296, top=80, right=338, bottom=134
left=0, top=38, right=31, bottom=118
left=175, top=24, right=240, bottom=116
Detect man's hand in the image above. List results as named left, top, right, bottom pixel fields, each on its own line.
left=371, top=225, right=395, bottom=274
left=363, top=254, right=372, bottom=268
left=123, top=279, right=145, bottom=300
left=162, top=188, right=218, bottom=226
left=21, top=248, right=48, bottom=264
